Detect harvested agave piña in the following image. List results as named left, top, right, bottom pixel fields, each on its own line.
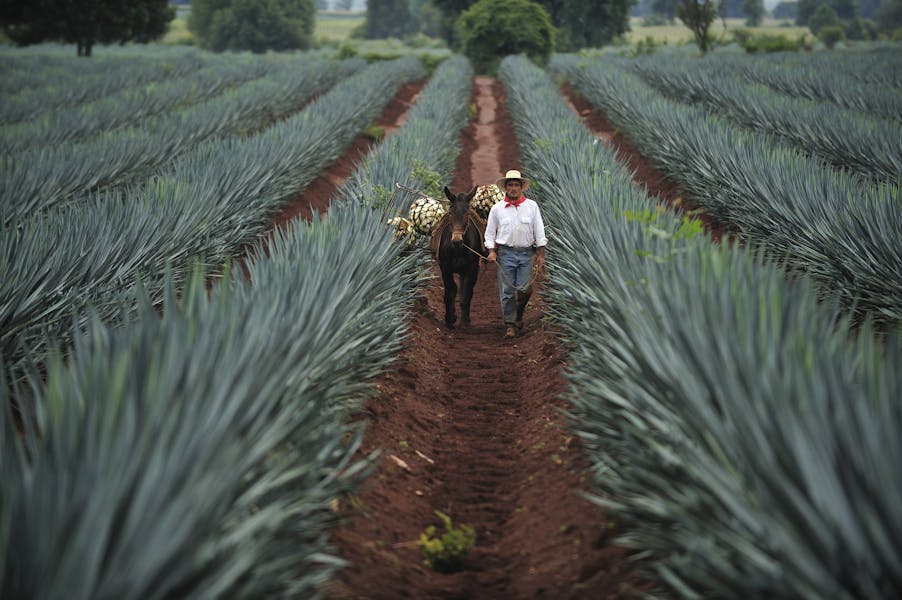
left=386, top=216, right=415, bottom=244
left=470, top=183, right=503, bottom=218
left=408, top=196, right=447, bottom=235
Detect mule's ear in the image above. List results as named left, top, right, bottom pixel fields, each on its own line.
left=443, top=186, right=455, bottom=202
left=466, top=185, right=478, bottom=201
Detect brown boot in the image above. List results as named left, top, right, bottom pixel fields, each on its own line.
left=505, top=325, right=517, bottom=338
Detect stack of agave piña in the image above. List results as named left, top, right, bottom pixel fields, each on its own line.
left=387, top=183, right=502, bottom=245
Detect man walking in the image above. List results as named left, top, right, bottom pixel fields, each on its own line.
left=484, top=169, right=547, bottom=338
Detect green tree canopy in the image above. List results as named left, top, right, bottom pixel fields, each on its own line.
left=743, top=0, right=765, bottom=24
left=809, top=2, right=840, bottom=32
left=551, top=0, right=633, bottom=50
left=455, top=0, right=554, bottom=73
left=773, top=1, right=798, bottom=19
left=720, top=0, right=744, bottom=16
left=796, top=0, right=854, bottom=22
left=651, top=0, right=680, bottom=21
left=831, top=0, right=857, bottom=18
left=858, top=0, right=881, bottom=17
left=678, top=0, right=720, bottom=53
left=1, top=0, right=173, bottom=56
left=431, top=0, right=474, bottom=42
left=363, top=0, right=411, bottom=38
left=796, top=0, right=819, bottom=23
left=433, top=0, right=631, bottom=49
left=408, top=0, right=443, bottom=36
left=874, top=0, right=902, bottom=33
left=189, top=0, right=314, bottom=52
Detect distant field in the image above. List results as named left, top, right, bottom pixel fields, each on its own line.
left=314, top=11, right=366, bottom=42
left=626, top=17, right=810, bottom=45
left=162, top=16, right=193, bottom=45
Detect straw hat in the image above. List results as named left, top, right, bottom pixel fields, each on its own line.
left=495, top=169, right=530, bottom=191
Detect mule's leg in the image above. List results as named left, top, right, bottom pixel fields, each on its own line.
left=442, top=269, right=458, bottom=327
left=459, top=266, right=479, bottom=327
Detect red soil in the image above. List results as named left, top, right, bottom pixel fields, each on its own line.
left=255, top=75, right=655, bottom=598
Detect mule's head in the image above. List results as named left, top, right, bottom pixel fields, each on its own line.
left=443, top=186, right=477, bottom=244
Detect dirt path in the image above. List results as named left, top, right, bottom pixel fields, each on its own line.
left=325, top=77, right=640, bottom=599
left=240, top=70, right=731, bottom=599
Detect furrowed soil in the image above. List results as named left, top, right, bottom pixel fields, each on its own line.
left=274, top=77, right=660, bottom=598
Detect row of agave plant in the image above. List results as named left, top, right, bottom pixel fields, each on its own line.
left=1, top=56, right=421, bottom=383
left=499, top=54, right=901, bottom=598
left=1, top=51, right=284, bottom=153
left=707, top=48, right=902, bottom=119
left=550, top=55, right=902, bottom=331
left=626, top=54, right=901, bottom=184
left=0, top=54, right=473, bottom=598
left=2, top=53, right=366, bottom=221
left=757, top=45, right=902, bottom=89
left=0, top=45, right=210, bottom=123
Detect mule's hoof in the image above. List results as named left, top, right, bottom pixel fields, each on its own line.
left=460, top=317, right=471, bottom=328
left=505, top=326, right=517, bottom=339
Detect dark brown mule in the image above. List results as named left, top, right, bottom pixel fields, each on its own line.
left=432, top=186, right=486, bottom=328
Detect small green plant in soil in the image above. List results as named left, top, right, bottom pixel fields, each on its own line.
left=418, top=510, right=476, bottom=572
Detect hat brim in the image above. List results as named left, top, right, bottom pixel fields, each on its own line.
left=495, top=177, right=530, bottom=191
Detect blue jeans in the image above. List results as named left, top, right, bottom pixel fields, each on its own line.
left=496, top=246, right=534, bottom=324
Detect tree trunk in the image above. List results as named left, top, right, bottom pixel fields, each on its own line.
left=77, top=39, right=93, bottom=57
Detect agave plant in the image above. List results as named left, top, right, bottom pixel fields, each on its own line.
left=500, top=54, right=902, bottom=599
left=554, top=57, right=902, bottom=330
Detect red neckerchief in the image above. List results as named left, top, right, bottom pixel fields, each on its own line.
left=504, top=194, right=525, bottom=208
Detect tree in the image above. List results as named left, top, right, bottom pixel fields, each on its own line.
left=363, top=0, right=411, bottom=38
left=796, top=0, right=819, bottom=23
left=408, top=0, right=443, bottom=36
left=831, top=0, right=856, bottom=19
left=844, top=16, right=876, bottom=38
left=772, top=1, right=798, bottom=19
left=553, top=0, right=633, bottom=50
left=433, top=0, right=632, bottom=49
left=857, top=0, right=881, bottom=17
left=189, top=0, right=315, bottom=52
left=818, top=23, right=845, bottom=45
left=651, top=0, right=680, bottom=21
left=633, top=0, right=655, bottom=16
left=808, top=2, right=839, bottom=32
left=431, top=0, right=472, bottom=44
left=678, top=0, right=720, bottom=52
left=1, top=0, right=173, bottom=56
left=874, top=0, right=902, bottom=33
left=743, top=0, right=765, bottom=24
left=720, top=0, right=743, bottom=16
left=455, top=0, right=554, bottom=73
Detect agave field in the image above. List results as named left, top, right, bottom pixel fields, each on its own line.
left=1, top=41, right=901, bottom=599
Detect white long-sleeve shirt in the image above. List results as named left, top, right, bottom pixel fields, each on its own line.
left=484, top=197, right=547, bottom=250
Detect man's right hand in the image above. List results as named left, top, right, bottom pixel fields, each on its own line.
left=487, top=249, right=497, bottom=263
